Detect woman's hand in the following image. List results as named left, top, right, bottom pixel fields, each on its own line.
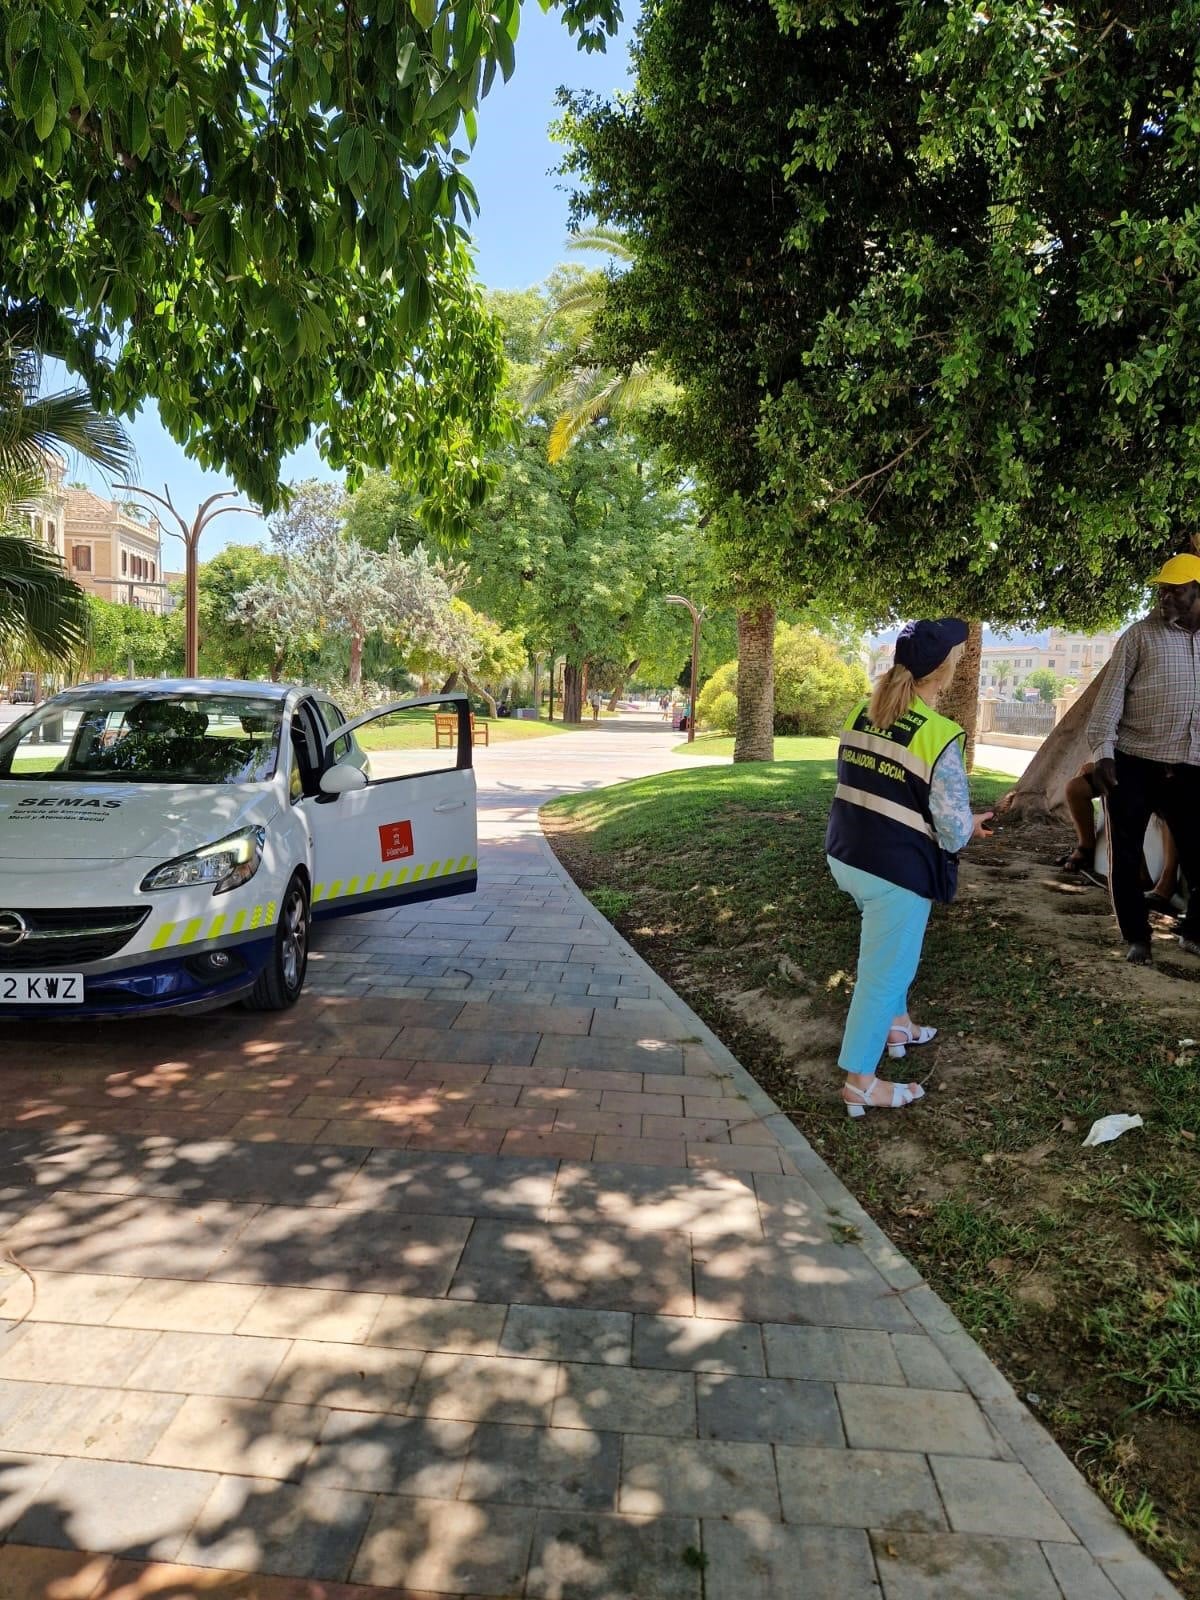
left=970, top=811, right=995, bottom=841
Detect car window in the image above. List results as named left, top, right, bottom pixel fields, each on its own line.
left=336, top=699, right=471, bottom=780
left=289, top=706, right=322, bottom=800
left=316, top=698, right=352, bottom=763
left=0, top=693, right=284, bottom=784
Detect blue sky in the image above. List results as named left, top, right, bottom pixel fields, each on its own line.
left=71, top=4, right=638, bottom=565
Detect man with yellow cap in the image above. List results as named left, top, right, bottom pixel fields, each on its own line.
left=1086, top=553, right=1200, bottom=964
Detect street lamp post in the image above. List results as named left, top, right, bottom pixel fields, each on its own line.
left=116, top=485, right=257, bottom=676
left=665, top=594, right=704, bottom=744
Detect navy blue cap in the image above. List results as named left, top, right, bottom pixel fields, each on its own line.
left=894, top=618, right=969, bottom=680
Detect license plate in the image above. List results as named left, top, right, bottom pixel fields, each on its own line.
left=0, top=972, right=84, bottom=1004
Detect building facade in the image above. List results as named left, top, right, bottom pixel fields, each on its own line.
left=60, top=488, right=166, bottom=613
left=869, top=631, right=1119, bottom=696
left=979, top=631, right=1119, bottom=695
left=24, top=455, right=68, bottom=559
left=25, top=469, right=168, bottom=613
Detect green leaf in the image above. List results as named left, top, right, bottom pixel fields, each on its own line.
left=395, top=40, right=420, bottom=87
left=127, top=96, right=150, bottom=158
left=412, top=0, right=436, bottom=28
left=492, top=24, right=515, bottom=82
left=337, top=126, right=362, bottom=183
left=266, top=294, right=299, bottom=341
left=33, top=92, right=57, bottom=142
left=163, top=86, right=189, bottom=151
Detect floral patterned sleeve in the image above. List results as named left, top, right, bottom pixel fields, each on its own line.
left=929, top=738, right=974, bottom=854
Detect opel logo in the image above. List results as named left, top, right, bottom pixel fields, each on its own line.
left=0, top=911, right=28, bottom=949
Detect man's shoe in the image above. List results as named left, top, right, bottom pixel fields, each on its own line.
left=1126, top=942, right=1152, bottom=965
left=1179, top=937, right=1200, bottom=957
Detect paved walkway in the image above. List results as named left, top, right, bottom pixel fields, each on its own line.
left=0, top=721, right=1175, bottom=1600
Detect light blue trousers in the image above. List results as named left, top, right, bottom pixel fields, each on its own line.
left=827, top=856, right=933, bottom=1075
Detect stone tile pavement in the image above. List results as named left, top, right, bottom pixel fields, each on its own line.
left=0, top=723, right=1181, bottom=1599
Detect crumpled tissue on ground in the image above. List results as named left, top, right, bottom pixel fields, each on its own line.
left=1081, top=1113, right=1144, bottom=1147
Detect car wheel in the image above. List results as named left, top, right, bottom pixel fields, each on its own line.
left=244, top=872, right=309, bottom=1011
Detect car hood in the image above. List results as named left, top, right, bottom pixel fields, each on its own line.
left=0, top=781, right=280, bottom=867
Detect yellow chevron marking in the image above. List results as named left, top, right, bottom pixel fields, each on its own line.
left=328, top=881, right=343, bottom=901
left=179, top=917, right=205, bottom=946
left=149, top=923, right=175, bottom=951
left=207, top=914, right=227, bottom=940
left=231, top=909, right=247, bottom=933
left=249, top=905, right=264, bottom=930
left=347, top=877, right=360, bottom=896
left=364, top=874, right=377, bottom=892
left=265, top=901, right=277, bottom=923
left=411, top=863, right=427, bottom=881
left=312, top=883, right=326, bottom=904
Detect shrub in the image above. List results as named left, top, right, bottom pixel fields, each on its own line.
left=697, top=627, right=868, bottom=738
left=696, top=660, right=738, bottom=733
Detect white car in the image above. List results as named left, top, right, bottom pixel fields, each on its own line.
left=0, top=680, right=478, bottom=1018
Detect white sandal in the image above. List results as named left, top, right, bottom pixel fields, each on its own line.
left=842, top=1077, right=925, bottom=1119
left=886, top=1023, right=937, bottom=1060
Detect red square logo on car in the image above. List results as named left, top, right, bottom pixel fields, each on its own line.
left=379, top=821, right=414, bottom=862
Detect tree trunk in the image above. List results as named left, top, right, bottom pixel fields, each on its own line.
left=1001, top=671, right=1107, bottom=823
left=349, top=632, right=364, bottom=690
left=734, top=605, right=775, bottom=762
left=938, top=620, right=983, bottom=770
left=532, top=654, right=544, bottom=716
left=441, top=671, right=460, bottom=693
left=608, top=658, right=639, bottom=712
left=463, top=670, right=497, bottom=718
left=562, top=660, right=585, bottom=724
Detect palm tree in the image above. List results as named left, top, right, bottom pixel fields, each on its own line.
left=524, top=228, right=661, bottom=463
left=0, top=310, right=133, bottom=673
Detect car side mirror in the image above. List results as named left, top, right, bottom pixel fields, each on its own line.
left=319, top=761, right=368, bottom=795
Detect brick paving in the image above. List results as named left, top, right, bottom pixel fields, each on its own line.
left=0, top=720, right=1180, bottom=1599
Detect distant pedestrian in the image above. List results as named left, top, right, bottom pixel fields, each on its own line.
left=826, top=619, right=994, bottom=1117
left=1086, top=553, right=1200, bottom=965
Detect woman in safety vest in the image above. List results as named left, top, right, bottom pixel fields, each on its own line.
left=826, top=618, right=994, bottom=1117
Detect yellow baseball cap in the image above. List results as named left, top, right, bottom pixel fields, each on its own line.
left=1150, top=553, right=1200, bottom=585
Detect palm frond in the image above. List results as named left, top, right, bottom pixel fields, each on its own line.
left=0, top=388, right=134, bottom=479
left=0, top=319, right=134, bottom=484
left=522, top=343, right=596, bottom=410
left=0, top=529, right=90, bottom=671
left=546, top=363, right=657, bottom=464
left=567, top=226, right=634, bottom=262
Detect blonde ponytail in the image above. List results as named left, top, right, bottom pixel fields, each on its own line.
left=868, top=665, right=916, bottom=729
left=867, top=643, right=964, bottom=731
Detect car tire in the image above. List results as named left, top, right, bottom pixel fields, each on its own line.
left=244, top=872, right=309, bottom=1011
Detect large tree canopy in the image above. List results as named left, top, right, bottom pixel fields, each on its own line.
left=0, top=0, right=622, bottom=519
left=759, top=0, right=1200, bottom=629
left=560, top=0, right=1200, bottom=768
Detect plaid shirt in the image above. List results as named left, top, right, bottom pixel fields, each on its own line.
left=1087, top=615, right=1200, bottom=766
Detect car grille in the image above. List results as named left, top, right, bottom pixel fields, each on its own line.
left=0, top=906, right=150, bottom=969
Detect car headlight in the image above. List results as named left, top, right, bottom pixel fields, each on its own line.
left=141, top=826, right=266, bottom=896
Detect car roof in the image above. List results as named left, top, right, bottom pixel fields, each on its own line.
left=56, top=679, right=312, bottom=702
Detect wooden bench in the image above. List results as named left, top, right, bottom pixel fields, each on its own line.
left=434, top=711, right=489, bottom=748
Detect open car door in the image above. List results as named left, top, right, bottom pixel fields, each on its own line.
left=301, top=694, right=478, bottom=921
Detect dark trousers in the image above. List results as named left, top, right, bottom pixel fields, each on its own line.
left=1105, top=752, right=1199, bottom=944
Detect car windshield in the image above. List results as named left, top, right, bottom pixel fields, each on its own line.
left=0, top=693, right=284, bottom=785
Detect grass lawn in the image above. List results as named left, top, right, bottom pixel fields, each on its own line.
left=672, top=732, right=837, bottom=759
left=356, top=716, right=571, bottom=751
left=543, top=750, right=1200, bottom=1591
